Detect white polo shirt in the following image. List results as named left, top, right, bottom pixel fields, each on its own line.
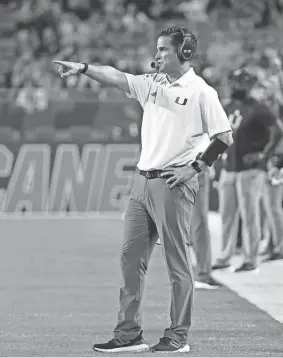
left=124, top=68, right=231, bottom=170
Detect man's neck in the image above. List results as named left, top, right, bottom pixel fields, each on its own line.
left=167, top=64, right=191, bottom=83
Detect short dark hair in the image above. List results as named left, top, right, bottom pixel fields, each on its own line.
left=158, top=26, right=184, bottom=50
left=158, top=26, right=197, bottom=60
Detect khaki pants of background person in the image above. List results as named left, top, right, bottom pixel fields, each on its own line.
left=190, top=169, right=212, bottom=280
left=216, top=169, right=265, bottom=266
left=262, top=176, right=283, bottom=255
left=114, top=172, right=199, bottom=344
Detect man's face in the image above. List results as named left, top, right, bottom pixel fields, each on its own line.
left=229, top=73, right=254, bottom=98
left=230, top=79, right=250, bottom=93
left=155, top=36, right=181, bottom=73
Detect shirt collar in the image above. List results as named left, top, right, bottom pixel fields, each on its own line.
left=167, top=68, right=196, bottom=88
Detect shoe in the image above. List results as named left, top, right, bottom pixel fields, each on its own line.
left=150, top=337, right=190, bottom=353
left=212, top=262, right=231, bottom=270
left=93, top=331, right=149, bottom=353
left=156, top=238, right=161, bottom=246
left=194, top=276, right=221, bottom=289
left=231, top=263, right=259, bottom=273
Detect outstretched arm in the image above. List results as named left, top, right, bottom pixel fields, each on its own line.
left=53, top=60, right=130, bottom=93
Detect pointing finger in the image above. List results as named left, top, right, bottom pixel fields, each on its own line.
left=53, top=60, right=72, bottom=68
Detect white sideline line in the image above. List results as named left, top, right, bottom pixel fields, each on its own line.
left=213, top=264, right=283, bottom=324
left=208, top=212, right=283, bottom=324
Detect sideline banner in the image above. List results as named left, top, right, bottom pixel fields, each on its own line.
left=0, top=143, right=140, bottom=214
left=0, top=142, right=219, bottom=215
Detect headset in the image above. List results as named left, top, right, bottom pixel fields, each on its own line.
left=177, top=27, right=197, bottom=62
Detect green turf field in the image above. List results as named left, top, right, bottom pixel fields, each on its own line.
left=0, top=217, right=282, bottom=356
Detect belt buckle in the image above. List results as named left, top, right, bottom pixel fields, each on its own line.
left=145, top=171, right=152, bottom=179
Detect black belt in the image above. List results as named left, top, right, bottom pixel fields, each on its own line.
left=139, top=169, right=164, bottom=179
left=139, top=165, right=186, bottom=179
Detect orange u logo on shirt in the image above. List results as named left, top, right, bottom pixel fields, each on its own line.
left=175, top=97, right=188, bottom=105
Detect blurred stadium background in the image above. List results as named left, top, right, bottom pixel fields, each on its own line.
left=0, top=1, right=283, bottom=356
left=0, top=0, right=283, bottom=215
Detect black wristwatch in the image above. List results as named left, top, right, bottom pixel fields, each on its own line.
left=190, top=161, right=202, bottom=173
left=80, top=62, right=88, bottom=74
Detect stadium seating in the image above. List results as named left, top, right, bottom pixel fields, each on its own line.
left=0, top=0, right=282, bottom=143
left=0, top=126, right=21, bottom=142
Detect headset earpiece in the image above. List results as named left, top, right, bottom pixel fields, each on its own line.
left=177, top=27, right=197, bottom=62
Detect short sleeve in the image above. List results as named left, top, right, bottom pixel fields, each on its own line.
left=199, top=88, right=232, bottom=138
left=124, top=73, right=154, bottom=108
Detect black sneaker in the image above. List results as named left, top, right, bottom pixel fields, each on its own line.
left=212, top=262, right=231, bottom=270
left=150, top=337, right=190, bottom=353
left=93, top=331, right=149, bottom=353
left=232, top=263, right=259, bottom=273
left=195, top=276, right=221, bottom=289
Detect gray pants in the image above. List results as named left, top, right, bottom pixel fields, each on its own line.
left=216, top=169, right=265, bottom=266
left=190, top=170, right=212, bottom=279
left=262, top=176, right=283, bottom=255
left=114, top=172, right=199, bottom=343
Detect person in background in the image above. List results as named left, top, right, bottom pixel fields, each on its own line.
left=251, top=77, right=283, bottom=262
left=261, top=154, right=283, bottom=260
left=213, top=67, right=282, bottom=272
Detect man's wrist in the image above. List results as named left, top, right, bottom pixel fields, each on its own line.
left=190, top=160, right=207, bottom=173
left=79, top=62, right=88, bottom=74
left=196, top=159, right=207, bottom=170
left=190, top=161, right=201, bottom=173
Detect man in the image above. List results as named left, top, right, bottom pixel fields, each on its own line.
left=54, top=26, right=233, bottom=353
left=212, top=68, right=282, bottom=273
